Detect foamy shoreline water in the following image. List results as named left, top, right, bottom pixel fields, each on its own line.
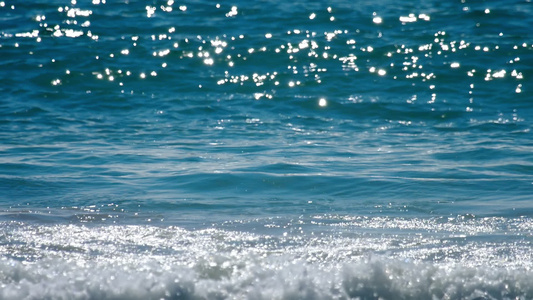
left=1, top=218, right=533, bottom=299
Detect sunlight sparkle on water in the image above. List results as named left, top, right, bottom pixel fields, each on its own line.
left=10, top=0, right=525, bottom=110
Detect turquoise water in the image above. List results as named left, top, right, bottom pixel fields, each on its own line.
left=1, top=0, right=533, bottom=299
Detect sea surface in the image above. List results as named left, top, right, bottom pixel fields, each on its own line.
left=1, top=0, right=532, bottom=299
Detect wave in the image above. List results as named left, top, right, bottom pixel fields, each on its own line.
left=1, top=221, right=532, bottom=299
left=2, top=256, right=532, bottom=300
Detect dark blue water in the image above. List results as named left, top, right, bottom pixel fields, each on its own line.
left=1, top=0, right=532, bottom=299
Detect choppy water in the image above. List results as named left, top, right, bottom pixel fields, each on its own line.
left=1, top=0, right=532, bottom=299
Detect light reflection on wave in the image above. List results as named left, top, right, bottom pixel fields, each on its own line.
left=3, top=0, right=530, bottom=106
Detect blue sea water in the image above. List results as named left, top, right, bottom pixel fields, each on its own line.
left=1, top=0, right=533, bottom=298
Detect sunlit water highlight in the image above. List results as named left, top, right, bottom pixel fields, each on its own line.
left=1, top=0, right=532, bottom=299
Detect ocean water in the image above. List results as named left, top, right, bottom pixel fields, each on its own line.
left=1, top=0, right=532, bottom=299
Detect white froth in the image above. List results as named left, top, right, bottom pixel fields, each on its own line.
left=1, top=257, right=533, bottom=299
left=0, top=219, right=532, bottom=299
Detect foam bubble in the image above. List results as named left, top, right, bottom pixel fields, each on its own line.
left=1, top=256, right=533, bottom=299
left=0, top=221, right=532, bottom=299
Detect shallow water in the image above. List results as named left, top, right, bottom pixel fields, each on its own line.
left=1, top=0, right=532, bottom=299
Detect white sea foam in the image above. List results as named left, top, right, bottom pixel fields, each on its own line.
left=0, top=221, right=532, bottom=299
left=1, top=255, right=533, bottom=299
